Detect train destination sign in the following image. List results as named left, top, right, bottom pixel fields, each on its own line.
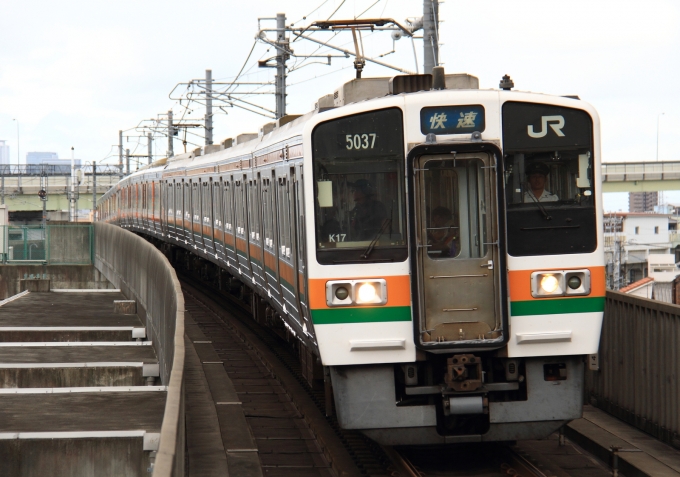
left=420, top=105, right=486, bottom=135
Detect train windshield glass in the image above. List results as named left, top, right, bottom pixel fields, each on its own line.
left=312, top=108, right=407, bottom=264
left=502, top=102, right=596, bottom=256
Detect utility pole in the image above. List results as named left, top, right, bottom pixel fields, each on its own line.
left=205, top=69, right=213, bottom=145
left=118, top=130, right=124, bottom=179
left=167, top=110, right=174, bottom=157
left=423, top=0, right=439, bottom=74
left=147, top=133, right=153, bottom=165
left=92, top=161, right=97, bottom=220
left=275, top=13, right=288, bottom=119
left=126, top=149, right=130, bottom=176
left=70, top=147, right=76, bottom=222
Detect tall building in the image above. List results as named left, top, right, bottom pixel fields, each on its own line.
left=629, top=192, right=658, bottom=213
left=26, top=152, right=59, bottom=165
left=0, top=140, right=9, bottom=165
left=25, top=152, right=81, bottom=168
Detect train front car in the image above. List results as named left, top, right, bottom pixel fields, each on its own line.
left=304, top=85, right=603, bottom=445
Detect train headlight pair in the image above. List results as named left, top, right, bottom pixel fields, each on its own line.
left=531, top=270, right=591, bottom=298
left=326, top=279, right=387, bottom=306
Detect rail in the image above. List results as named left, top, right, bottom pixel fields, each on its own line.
left=586, top=290, right=680, bottom=448
left=94, top=223, right=185, bottom=476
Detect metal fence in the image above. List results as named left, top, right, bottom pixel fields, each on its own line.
left=0, top=225, right=93, bottom=265
left=586, top=290, right=680, bottom=447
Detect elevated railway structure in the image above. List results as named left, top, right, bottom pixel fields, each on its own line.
left=0, top=164, right=121, bottom=218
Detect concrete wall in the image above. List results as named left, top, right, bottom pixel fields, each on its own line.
left=93, top=223, right=185, bottom=477
left=0, top=265, right=113, bottom=299
left=0, top=437, right=150, bottom=477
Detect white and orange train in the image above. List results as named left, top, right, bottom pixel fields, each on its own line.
left=98, top=72, right=604, bottom=444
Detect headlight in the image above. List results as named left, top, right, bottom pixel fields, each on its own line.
left=326, top=279, right=388, bottom=306
left=356, top=283, right=377, bottom=303
left=531, top=270, right=591, bottom=298
left=540, top=275, right=560, bottom=293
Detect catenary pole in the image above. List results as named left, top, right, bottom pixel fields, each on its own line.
left=70, top=147, right=76, bottom=222
left=118, top=130, right=124, bottom=179
left=147, top=133, right=153, bottom=165
left=167, top=110, right=174, bottom=157
left=275, top=13, right=288, bottom=119
left=126, top=149, right=130, bottom=176
left=423, top=0, right=439, bottom=74
left=205, top=69, right=213, bottom=145
left=92, top=161, right=96, bottom=219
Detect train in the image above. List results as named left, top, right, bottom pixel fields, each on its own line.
left=97, top=70, right=604, bottom=445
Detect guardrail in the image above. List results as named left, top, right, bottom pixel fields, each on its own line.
left=94, top=223, right=185, bottom=476
left=586, top=290, right=680, bottom=448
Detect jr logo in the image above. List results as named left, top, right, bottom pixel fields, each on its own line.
left=527, top=115, right=565, bottom=138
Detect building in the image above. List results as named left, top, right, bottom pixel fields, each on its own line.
left=0, top=140, right=9, bottom=165
left=25, top=152, right=81, bottom=168
left=629, top=191, right=658, bottom=212
left=604, top=212, right=672, bottom=289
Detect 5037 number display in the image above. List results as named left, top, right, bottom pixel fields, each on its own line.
left=345, top=133, right=376, bottom=150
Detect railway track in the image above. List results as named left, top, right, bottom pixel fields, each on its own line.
left=176, top=266, right=612, bottom=477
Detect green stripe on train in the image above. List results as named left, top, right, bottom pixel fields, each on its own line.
left=312, top=306, right=411, bottom=324
left=511, top=297, right=605, bottom=316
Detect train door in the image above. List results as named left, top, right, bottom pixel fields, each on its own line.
left=211, top=178, right=223, bottom=259
left=234, top=175, right=252, bottom=279
left=222, top=178, right=238, bottom=269
left=262, top=169, right=283, bottom=308
left=294, top=163, right=312, bottom=328
left=202, top=179, right=214, bottom=254
left=175, top=181, right=183, bottom=242
left=142, top=182, right=148, bottom=229
left=413, top=152, right=502, bottom=346
left=191, top=180, right=202, bottom=247
left=183, top=180, right=192, bottom=245
left=155, top=180, right=161, bottom=235
left=159, top=179, right=172, bottom=236
left=248, top=173, right=265, bottom=291
left=277, top=167, right=301, bottom=324
left=166, top=180, right=175, bottom=239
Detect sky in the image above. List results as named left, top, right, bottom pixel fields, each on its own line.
left=1, top=0, right=678, bottom=212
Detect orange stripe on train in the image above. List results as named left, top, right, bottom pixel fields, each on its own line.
left=308, top=275, right=411, bottom=310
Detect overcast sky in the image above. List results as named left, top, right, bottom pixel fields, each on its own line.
left=1, top=1, right=678, bottom=211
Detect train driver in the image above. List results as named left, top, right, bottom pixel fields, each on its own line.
left=524, top=162, right=558, bottom=203
left=349, top=179, right=387, bottom=241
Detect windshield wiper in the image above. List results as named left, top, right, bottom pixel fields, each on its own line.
left=361, top=219, right=392, bottom=259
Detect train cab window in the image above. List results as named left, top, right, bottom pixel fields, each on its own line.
left=312, top=108, right=407, bottom=264
left=502, top=102, right=596, bottom=256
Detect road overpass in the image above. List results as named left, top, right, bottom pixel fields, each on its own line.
left=602, top=161, right=680, bottom=193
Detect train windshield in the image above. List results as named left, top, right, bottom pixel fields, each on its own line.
left=502, top=102, right=597, bottom=256
left=312, top=108, right=408, bottom=264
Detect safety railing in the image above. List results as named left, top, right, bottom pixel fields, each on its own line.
left=0, top=225, right=93, bottom=265
left=586, top=290, right=680, bottom=447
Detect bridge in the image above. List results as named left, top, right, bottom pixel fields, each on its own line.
left=1, top=225, right=679, bottom=476
left=602, top=161, right=680, bottom=193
